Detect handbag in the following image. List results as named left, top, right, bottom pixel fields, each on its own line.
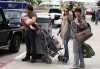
left=82, top=43, right=95, bottom=58
left=75, top=23, right=93, bottom=43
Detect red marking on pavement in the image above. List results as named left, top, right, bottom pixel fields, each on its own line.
left=0, top=58, right=15, bottom=68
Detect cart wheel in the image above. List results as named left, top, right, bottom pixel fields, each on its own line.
left=61, top=56, right=65, bottom=61
left=63, top=57, right=69, bottom=63
left=58, top=55, right=63, bottom=61
left=46, top=58, right=52, bottom=64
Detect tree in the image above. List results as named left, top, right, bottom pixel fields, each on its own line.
left=97, top=0, right=100, bottom=7
left=25, top=0, right=43, bottom=9
left=25, top=0, right=36, bottom=5
left=35, top=0, right=43, bottom=9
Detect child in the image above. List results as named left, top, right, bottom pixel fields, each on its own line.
left=20, top=13, right=38, bottom=30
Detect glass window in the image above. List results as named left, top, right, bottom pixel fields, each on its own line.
left=49, top=9, right=62, bottom=13
left=4, top=11, right=21, bottom=20
left=37, top=18, right=50, bottom=23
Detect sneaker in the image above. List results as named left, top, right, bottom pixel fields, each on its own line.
left=22, top=57, right=30, bottom=61
left=79, top=66, right=85, bottom=68
left=30, top=59, right=36, bottom=63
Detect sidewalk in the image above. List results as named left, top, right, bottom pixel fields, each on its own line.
left=1, top=15, right=100, bottom=69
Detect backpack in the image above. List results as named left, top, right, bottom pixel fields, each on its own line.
left=82, top=43, right=95, bottom=58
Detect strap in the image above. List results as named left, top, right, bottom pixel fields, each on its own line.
left=76, top=25, right=78, bottom=33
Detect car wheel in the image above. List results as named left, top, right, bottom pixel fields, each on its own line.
left=9, top=35, right=20, bottom=53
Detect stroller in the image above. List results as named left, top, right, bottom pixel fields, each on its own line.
left=38, top=27, right=68, bottom=63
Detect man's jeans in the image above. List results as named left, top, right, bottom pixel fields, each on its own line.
left=25, top=30, right=36, bottom=60
left=95, top=17, right=99, bottom=25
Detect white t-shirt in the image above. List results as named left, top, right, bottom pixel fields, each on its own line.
left=69, top=11, right=73, bottom=21
left=50, top=13, right=55, bottom=19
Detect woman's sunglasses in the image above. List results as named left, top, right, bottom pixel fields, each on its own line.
left=64, top=11, right=69, bottom=12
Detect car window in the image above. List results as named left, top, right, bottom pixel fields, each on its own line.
left=0, top=13, right=3, bottom=24
left=37, top=18, right=50, bottom=23
left=4, top=11, right=21, bottom=20
left=49, top=9, right=62, bottom=13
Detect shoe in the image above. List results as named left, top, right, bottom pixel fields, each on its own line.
left=30, top=59, right=36, bottom=63
left=69, top=68, right=78, bottom=69
left=79, top=66, right=85, bottom=68
left=22, top=57, right=30, bottom=61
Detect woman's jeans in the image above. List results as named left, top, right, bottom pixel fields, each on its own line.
left=64, top=40, right=69, bottom=59
left=73, top=39, right=85, bottom=68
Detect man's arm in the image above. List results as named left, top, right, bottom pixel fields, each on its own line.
left=27, top=16, right=36, bottom=25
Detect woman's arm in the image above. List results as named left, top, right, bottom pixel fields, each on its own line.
left=57, top=27, right=61, bottom=36
left=78, top=18, right=87, bottom=29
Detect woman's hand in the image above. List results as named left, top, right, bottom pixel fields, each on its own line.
left=75, top=18, right=80, bottom=25
left=57, top=33, right=59, bottom=36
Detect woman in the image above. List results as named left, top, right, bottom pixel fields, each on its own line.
left=57, top=7, right=70, bottom=59
left=70, top=8, right=87, bottom=69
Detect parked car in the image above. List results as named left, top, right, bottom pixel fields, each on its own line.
left=3, top=9, right=26, bottom=41
left=86, top=8, right=92, bottom=15
left=0, top=7, right=22, bottom=53
left=3, top=9, right=26, bottom=26
left=48, top=8, right=62, bottom=26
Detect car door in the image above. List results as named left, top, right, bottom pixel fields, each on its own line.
left=0, top=8, right=8, bottom=46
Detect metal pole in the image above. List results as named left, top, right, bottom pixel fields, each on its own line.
left=49, top=0, right=50, bottom=9
left=22, top=0, right=23, bottom=8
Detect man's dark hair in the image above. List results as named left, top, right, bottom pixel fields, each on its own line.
left=74, top=8, right=81, bottom=13
left=69, top=5, right=73, bottom=9
left=25, top=4, right=33, bottom=11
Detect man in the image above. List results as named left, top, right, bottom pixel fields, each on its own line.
left=91, top=10, right=95, bottom=22
left=95, top=9, right=100, bottom=25
left=50, top=10, right=55, bottom=25
left=69, top=5, right=75, bottom=39
left=69, top=5, right=75, bottom=20
left=22, top=5, right=37, bottom=63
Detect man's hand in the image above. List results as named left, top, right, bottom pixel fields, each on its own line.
left=36, top=23, right=39, bottom=26
left=23, top=17, right=28, bottom=20
left=21, top=19, right=25, bottom=23
left=31, top=27, right=36, bottom=30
